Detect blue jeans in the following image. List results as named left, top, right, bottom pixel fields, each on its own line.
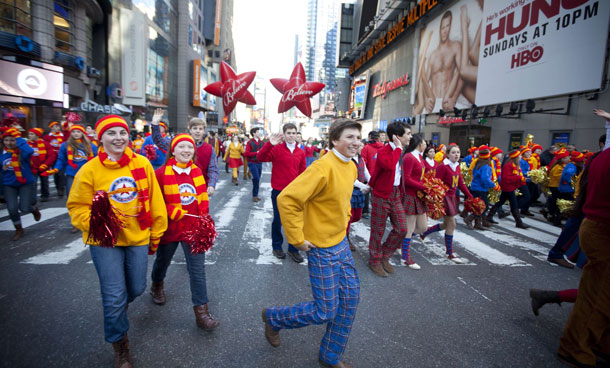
left=89, top=245, right=148, bottom=343
left=271, top=189, right=298, bottom=253
left=66, top=175, right=74, bottom=197
left=248, top=162, right=263, bottom=198
left=4, top=184, right=34, bottom=226
left=266, top=238, right=360, bottom=365
left=151, top=241, right=209, bottom=306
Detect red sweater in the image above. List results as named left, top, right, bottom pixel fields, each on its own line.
left=156, top=167, right=207, bottom=244
left=368, top=144, right=401, bottom=199
left=243, top=138, right=265, bottom=163
left=361, top=141, right=384, bottom=174
left=257, top=141, right=306, bottom=191
left=499, top=161, right=526, bottom=192
left=436, top=162, right=472, bottom=198
left=195, top=142, right=213, bottom=183
left=304, top=145, right=315, bottom=158
left=583, top=148, right=610, bottom=225
left=401, top=152, right=427, bottom=196
left=423, top=157, right=439, bottom=174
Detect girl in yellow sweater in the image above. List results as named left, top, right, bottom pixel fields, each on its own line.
left=223, top=135, right=244, bottom=185
left=67, top=115, right=167, bottom=367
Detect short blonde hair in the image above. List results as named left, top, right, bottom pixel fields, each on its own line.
left=188, top=117, right=206, bottom=129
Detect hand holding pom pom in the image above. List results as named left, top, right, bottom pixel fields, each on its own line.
left=143, top=145, right=157, bottom=161
left=87, top=190, right=124, bottom=248
left=185, top=214, right=217, bottom=254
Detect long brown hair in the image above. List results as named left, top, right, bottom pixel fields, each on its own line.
left=67, top=127, right=92, bottom=157
left=475, top=150, right=491, bottom=170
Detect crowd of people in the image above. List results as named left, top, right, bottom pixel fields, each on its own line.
left=1, top=108, right=608, bottom=368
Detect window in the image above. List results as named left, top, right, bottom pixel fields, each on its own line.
left=54, top=0, right=73, bottom=53
left=551, top=132, right=571, bottom=148
left=0, top=0, right=32, bottom=37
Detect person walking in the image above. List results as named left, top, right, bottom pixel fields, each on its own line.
left=223, top=135, right=244, bottom=185
left=243, top=128, right=265, bottom=202
left=423, top=145, right=439, bottom=174
left=43, top=121, right=66, bottom=197
left=347, top=141, right=371, bottom=250
left=256, top=123, right=306, bottom=262
left=149, top=134, right=220, bottom=331
left=67, top=115, right=167, bottom=368
left=26, top=127, right=56, bottom=203
left=262, top=118, right=362, bottom=368
left=467, top=147, right=496, bottom=229
left=141, top=120, right=169, bottom=170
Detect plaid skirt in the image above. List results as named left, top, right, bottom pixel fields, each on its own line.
left=402, top=193, right=427, bottom=215
left=350, top=188, right=365, bottom=209
left=443, top=195, right=459, bottom=216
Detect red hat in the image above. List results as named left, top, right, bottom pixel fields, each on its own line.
left=70, top=125, right=86, bottom=134
left=159, top=121, right=168, bottom=131
left=490, top=147, right=503, bottom=156
left=170, top=134, right=195, bottom=153
left=571, top=151, right=585, bottom=162
left=520, top=147, right=531, bottom=155
left=95, top=115, right=130, bottom=139
left=468, top=146, right=477, bottom=154
left=28, top=128, right=44, bottom=137
left=508, top=149, right=521, bottom=159
left=531, top=144, right=543, bottom=152
left=478, top=144, right=489, bottom=151
left=48, top=121, right=60, bottom=128
left=554, top=149, right=569, bottom=160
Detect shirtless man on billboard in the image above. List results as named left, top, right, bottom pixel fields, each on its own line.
left=425, top=10, right=463, bottom=113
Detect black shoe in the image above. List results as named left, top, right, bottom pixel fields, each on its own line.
left=288, top=251, right=304, bottom=263
left=520, top=210, right=535, bottom=217
left=499, top=211, right=510, bottom=219
left=487, top=217, right=499, bottom=224
left=272, top=250, right=286, bottom=259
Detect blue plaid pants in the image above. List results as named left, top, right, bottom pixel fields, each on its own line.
left=266, top=237, right=360, bottom=365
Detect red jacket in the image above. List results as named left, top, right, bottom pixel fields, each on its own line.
left=436, top=162, right=472, bottom=198
left=304, top=145, right=315, bottom=158
left=401, top=152, right=427, bottom=196
left=361, top=141, right=384, bottom=175
left=257, top=141, right=306, bottom=191
left=583, top=148, right=610, bottom=225
left=43, top=132, right=65, bottom=154
left=28, top=139, right=57, bottom=175
left=368, top=144, right=401, bottom=199
left=499, top=161, right=526, bottom=192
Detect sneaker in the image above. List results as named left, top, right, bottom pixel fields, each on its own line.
left=448, top=254, right=466, bottom=264
left=404, top=257, right=421, bottom=270
left=547, top=257, right=575, bottom=269
left=272, top=250, right=286, bottom=259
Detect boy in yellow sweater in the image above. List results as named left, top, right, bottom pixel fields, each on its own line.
left=262, top=119, right=361, bottom=368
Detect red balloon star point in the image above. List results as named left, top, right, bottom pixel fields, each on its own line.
left=270, top=62, right=325, bottom=118
left=204, top=61, right=257, bottom=116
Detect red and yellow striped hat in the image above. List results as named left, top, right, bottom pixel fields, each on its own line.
left=571, top=151, right=585, bottom=162
left=70, top=124, right=86, bottom=134
left=520, top=146, right=531, bottom=155
left=95, top=115, right=129, bottom=138
left=490, top=147, right=503, bottom=157
left=170, top=134, right=195, bottom=153
left=160, top=121, right=168, bottom=131
left=28, top=128, right=44, bottom=137
left=48, top=121, right=60, bottom=128
left=554, top=148, right=569, bottom=160
left=468, top=146, right=478, bottom=154
left=508, top=149, right=521, bottom=159
left=531, top=144, right=542, bottom=152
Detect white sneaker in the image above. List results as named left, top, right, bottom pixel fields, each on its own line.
left=404, top=257, right=421, bottom=270
left=448, top=254, right=466, bottom=264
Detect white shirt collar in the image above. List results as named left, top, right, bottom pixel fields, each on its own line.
left=173, top=165, right=192, bottom=175
left=425, top=157, right=435, bottom=166
left=410, top=151, right=422, bottom=161
left=286, top=141, right=296, bottom=152
left=389, top=142, right=397, bottom=150
left=332, top=148, right=351, bottom=162
left=444, top=158, right=459, bottom=171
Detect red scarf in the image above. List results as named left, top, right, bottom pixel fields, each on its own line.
left=6, top=148, right=26, bottom=184
left=49, top=132, right=63, bottom=147
left=161, top=158, right=208, bottom=220
left=68, top=139, right=93, bottom=169
left=98, top=146, right=152, bottom=230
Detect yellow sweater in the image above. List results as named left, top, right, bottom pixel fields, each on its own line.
left=67, top=155, right=168, bottom=246
left=223, top=142, right=244, bottom=160
left=278, top=150, right=356, bottom=248
left=548, top=163, right=566, bottom=188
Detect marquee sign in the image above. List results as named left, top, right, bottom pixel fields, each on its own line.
left=372, top=72, right=409, bottom=99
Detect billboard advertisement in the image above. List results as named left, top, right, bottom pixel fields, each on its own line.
left=121, top=8, right=147, bottom=106
left=349, top=70, right=370, bottom=120
left=0, top=60, right=64, bottom=102
left=414, top=0, right=609, bottom=113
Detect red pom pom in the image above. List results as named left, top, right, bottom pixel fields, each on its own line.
left=65, top=112, right=82, bottom=123
left=419, top=172, right=449, bottom=219
left=143, top=145, right=157, bottom=161
left=185, top=214, right=217, bottom=254
left=87, top=190, right=124, bottom=247
left=464, top=197, right=486, bottom=216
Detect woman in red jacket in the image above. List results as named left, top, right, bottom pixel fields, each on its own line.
left=422, top=145, right=438, bottom=174
left=486, top=149, right=530, bottom=229
left=150, top=134, right=220, bottom=331
left=421, top=145, right=473, bottom=262
left=401, top=134, right=428, bottom=270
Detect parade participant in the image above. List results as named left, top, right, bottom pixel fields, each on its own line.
left=378, top=130, right=387, bottom=143
left=204, top=131, right=221, bottom=158
left=262, top=118, right=361, bottom=368
left=547, top=149, right=570, bottom=226
left=516, top=147, right=533, bottom=217
left=486, top=149, right=530, bottom=229
left=243, top=127, right=265, bottom=202
left=467, top=148, right=496, bottom=229
left=558, top=151, right=584, bottom=199
left=463, top=146, right=477, bottom=167
left=296, top=132, right=305, bottom=150
left=257, top=123, right=306, bottom=262
left=141, top=113, right=169, bottom=170
left=67, top=115, right=167, bottom=368
left=132, top=134, right=144, bottom=153
left=2, top=127, right=41, bottom=240
left=540, top=145, right=558, bottom=167
left=223, top=135, right=244, bottom=185
left=222, top=135, right=232, bottom=173
left=360, top=131, right=383, bottom=218
left=421, top=145, right=473, bottom=262
left=85, top=124, right=98, bottom=147
left=149, top=134, right=220, bottom=330
left=43, top=121, right=66, bottom=197
left=400, top=134, right=428, bottom=270
left=423, top=145, right=439, bottom=174
left=347, top=141, right=371, bottom=251
left=241, top=136, right=251, bottom=180
left=27, top=128, right=56, bottom=203
left=367, top=122, right=411, bottom=277
left=45, top=125, right=98, bottom=197
left=434, top=143, right=446, bottom=163
left=304, top=137, right=317, bottom=167
left=556, top=111, right=610, bottom=367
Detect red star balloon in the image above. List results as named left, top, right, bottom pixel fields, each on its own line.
left=204, top=61, right=256, bottom=116
left=270, top=62, right=325, bottom=118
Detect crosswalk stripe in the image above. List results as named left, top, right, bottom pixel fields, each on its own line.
left=22, top=238, right=87, bottom=265
left=452, top=230, right=531, bottom=266
left=0, top=207, right=68, bottom=231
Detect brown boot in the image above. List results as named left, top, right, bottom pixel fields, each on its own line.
left=529, top=289, right=561, bottom=316
left=381, top=259, right=395, bottom=274
left=112, top=334, right=132, bottom=368
left=262, top=308, right=280, bottom=347
left=150, top=281, right=166, bottom=305
left=474, top=217, right=485, bottom=230
left=194, top=304, right=220, bottom=330
left=482, top=216, right=493, bottom=228
left=12, top=225, right=24, bottom=241
left=368, top=262, right=388, bottom=277
left=464, top=214, right=475, bottom=230
left=32, top=206, right=41, bottom=221
left=459, top=209, right=468, bottom=219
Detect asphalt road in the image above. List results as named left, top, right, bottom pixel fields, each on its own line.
left=0, top=163, right=580, bottom=367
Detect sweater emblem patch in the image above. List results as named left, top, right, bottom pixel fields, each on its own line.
left=108, top=176, right=138, bottom=203
left=2, top=158, right=13, bottom=171
left=179, top=183, right=196, bottom=205
left=74, top=149, right=87, bottom=162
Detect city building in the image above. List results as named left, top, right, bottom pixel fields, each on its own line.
left=339, top=0, right=610, bottom=152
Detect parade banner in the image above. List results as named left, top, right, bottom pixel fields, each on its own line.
left=413, top=0, right=483, bottom=114
left=475, top=0, right=610, bottom=106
